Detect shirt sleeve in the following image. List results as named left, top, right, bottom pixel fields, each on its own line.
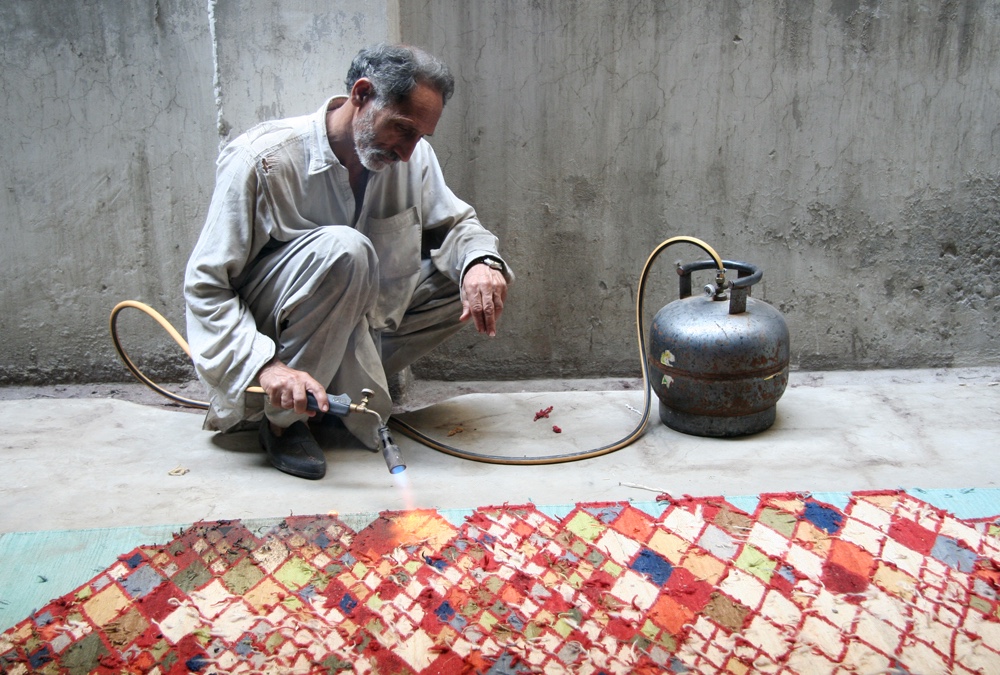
left=418, top=144, right=515, bottom=286
left=183, top=141, right=276, bottom=431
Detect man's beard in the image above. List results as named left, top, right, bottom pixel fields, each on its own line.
left=354, top=106, right=399, bottom=172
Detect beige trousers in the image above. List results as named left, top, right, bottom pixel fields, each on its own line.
left=236, top=226, right=466, bottom=447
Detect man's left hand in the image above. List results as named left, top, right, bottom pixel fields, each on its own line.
left=460, top=264, right=507, bottom=336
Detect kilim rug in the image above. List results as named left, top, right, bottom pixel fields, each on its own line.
left=3, top=490, right=1000, bottom=673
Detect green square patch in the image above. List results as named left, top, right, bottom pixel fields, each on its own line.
left=602, top=561, right=623, bottom=577
left=485, top=576, right=504, bottom=594
left=759, top=508, right=797, bottom=538
left=553, top=618, right=574, bottom=638
left=478, top=612, right=499, bottom=631
left=275, top=557, right=318, bottom=590
left=735, top=545, right=776, bottom=582
left=970, top=595, right=991, bottom=616
left=58, top=632, right=109, bottom=673
left=173, top=560, right=212, bottom=593
left=222, top=557, right=265, bottom=595
left=566, top=512, right=605, bottom=542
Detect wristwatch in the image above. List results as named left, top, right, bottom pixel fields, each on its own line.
left=473, top=256, right=505, bottom=272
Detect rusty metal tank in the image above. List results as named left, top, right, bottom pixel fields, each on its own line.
left=648, top=259, right=789, bottom=437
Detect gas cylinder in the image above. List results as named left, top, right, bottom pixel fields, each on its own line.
left=648, top=259, right=789, bottom=437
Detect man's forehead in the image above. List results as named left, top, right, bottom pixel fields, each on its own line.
left=388, top=83, right=444, bottom=134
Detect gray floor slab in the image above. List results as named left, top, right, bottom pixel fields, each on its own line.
left=2, top=368, right=999, bottom=534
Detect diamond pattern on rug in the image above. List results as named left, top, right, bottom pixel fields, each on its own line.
left=3, top=490, right=1000, bottom=673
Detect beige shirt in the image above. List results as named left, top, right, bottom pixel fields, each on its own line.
left=184, top=96, right=509, bottom=428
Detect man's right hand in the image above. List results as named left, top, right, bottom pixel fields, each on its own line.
left=257, top=358, right=329, bottom=416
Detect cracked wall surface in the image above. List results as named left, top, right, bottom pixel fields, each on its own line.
left=0, top=0, right=997, bottom=385
left=402, top=0, right=1000, bottom=378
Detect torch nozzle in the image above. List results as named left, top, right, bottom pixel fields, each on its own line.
left=378, top=425, right=406, bottom=474
left=306, top=388, right=404, bottom=474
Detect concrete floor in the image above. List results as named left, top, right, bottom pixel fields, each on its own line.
left=2, top=367, right=999, bottom=534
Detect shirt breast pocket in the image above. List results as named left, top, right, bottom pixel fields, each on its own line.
left=363, top=206, right=422, bottom=330
left=364, top=206, right=421, bottom=278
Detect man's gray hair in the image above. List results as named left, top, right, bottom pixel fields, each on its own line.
left=345, top=44, right=455, bottom=108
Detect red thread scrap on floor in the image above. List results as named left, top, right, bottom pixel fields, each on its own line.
left=552, top=425, right=562, bottom=433
left=534, top=406, right=553, bottom=420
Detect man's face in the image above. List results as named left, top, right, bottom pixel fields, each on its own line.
left=353, top=81, right=444, bottom=172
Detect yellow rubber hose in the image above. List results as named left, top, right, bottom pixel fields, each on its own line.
left=109, top=236, right=725, bottom=464
left=386, top=235, right=724, bottom=463
left=109, top=300, right=264, bottom=408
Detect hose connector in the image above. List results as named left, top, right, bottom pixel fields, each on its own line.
left=351, top=388, right=384, bottom=426
left=703, top=269, right=729, bottom=299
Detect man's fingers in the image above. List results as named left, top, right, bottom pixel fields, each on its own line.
left=466, top=295, right=491, bottom=334
left=261, top=366, right=324, bottom=416
left=307, top=386, right=329, bottom=413
left=480, top=297, right=496, bottom=336
left=293, top=386, right=309, bottom=414
left=460, top=265, right=508, bottom=336
left=296, top=379, right=329, bottom=416
left=492, top=292, right=505, bottom=323
left=461, top=292, right=504, bottom=335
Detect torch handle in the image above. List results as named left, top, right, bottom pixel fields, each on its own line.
left=306, top=392, right=354, bottom=417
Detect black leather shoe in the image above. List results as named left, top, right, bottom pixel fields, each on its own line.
left=258, top=420, right=326, bottom=479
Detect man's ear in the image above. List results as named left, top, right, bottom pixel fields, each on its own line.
left=350, top=79, right=375, bottom=108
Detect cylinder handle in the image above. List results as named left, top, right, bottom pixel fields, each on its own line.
left=677, top=259, right=763, bottom=314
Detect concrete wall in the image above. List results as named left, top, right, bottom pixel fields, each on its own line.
left=1, top=0, right=997, bottom=386
left=0, top=0, right=390, bottom=383
left=402, top=0, right=1000, bottom=379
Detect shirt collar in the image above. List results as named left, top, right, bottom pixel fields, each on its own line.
left=308, top=95, right=348, bottom=175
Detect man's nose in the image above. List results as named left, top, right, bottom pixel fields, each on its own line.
left=396, top=137, right=422, bottom=162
